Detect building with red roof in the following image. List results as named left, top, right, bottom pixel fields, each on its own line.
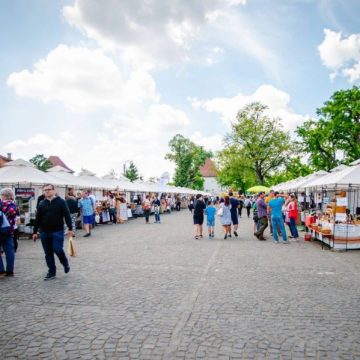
left=48, top=156, right=74, bottom=174
left=199, top=158, right=223, bottom=195
left=0, top=153, right=12, bottom=167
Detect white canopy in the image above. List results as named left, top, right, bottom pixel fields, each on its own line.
left=0, top=159, right=63, bottom=186
left=281, top=171, right=328, bottom=191
left=305, top=164, right=350, bottom=188
left=0, top=159, right=212, bottom=196
left=305, top=163, right=360, bottom=189
left=47, top=166, right=91, bottom=187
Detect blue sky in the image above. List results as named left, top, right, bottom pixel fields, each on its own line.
left=0, top=0, right=359, bottom=179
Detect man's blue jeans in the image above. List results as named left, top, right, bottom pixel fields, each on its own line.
left=40, top=231, right=69, bottom=275
left=271, top=216, right=287, bottom=241
left=0, top=234, right=15, bottom=273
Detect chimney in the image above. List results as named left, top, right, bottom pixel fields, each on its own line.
left=7, top=153, right=12, bottom=160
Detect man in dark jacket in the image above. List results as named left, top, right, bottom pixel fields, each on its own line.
left=32, top=184, right=74, bottom=280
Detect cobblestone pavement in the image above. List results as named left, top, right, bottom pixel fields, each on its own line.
left=1, top=210, right=360, bottom=359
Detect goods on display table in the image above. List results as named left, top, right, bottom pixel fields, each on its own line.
left=305, top=191, right=360, bottom=250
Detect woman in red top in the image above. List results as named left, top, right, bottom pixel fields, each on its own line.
left=287, top=194, right=299, bottom=240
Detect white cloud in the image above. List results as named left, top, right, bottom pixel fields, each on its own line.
left=7, top=45, right=159, bottom=112
left=3, top=133, right=74, bottom=159
left=146, top=104, right=190, bottom=132
left=190, top=84, right=308, bottom=132
left=318, top=29, right=360, bottom=83
left=63, top=0, right=246, bottom=69
left=190, top=131, right=224, bottom=152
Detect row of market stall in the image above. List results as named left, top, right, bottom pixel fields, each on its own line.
left=0, top=159, right=212, bottom=234
left=272, top=159, right=360, bottom=250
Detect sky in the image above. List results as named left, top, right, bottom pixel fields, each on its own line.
left=0, top=0, right=359, bottom=180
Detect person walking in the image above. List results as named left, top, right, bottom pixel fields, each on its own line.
left=32, top=184, right=74, bottom=280
left=0, top=188, right=19, bottom=277
left=66, top=189, right=79, bottom=236
left=268, top=192, right=288, bottom=244
left=219, top=196, right=232, bottom=239
left=238, top=194, right=244, bottom=218
left=205, top=199, right=216, bottom=238
left=193, top=194, right=206, bottom=239
left=244, top=196, right=252, bottom=218
left=78, top=190, right=95, bottom=237
left=254, top=192, right=268, bottom=240
left=153, top=196, right=161, bottom=223
left=229, top=191, right=239, bottom=237
left=143, top=195, right=151, bottom=224
left=108, top=194, right=117, bottom=224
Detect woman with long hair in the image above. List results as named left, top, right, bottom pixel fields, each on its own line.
left=287, top=194, right=299, bottom=240
left=219, top=196, right=232, bottom=239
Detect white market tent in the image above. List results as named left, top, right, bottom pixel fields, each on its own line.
left=47, top=166, right=90, bottom=188
left=304, top=165, right=350, bottom=189
left=281, top=170, right=329, bottom=192
left=1, top=159, right=212, bottom=197
left=272, top=178, right=303, bottom=192
left=0, top=159, right=64, bottom=186
left=305, top=163, right=360, bottom=189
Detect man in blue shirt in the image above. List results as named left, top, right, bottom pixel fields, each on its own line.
left=78, top=190, right=95, bottom=237
left=268, top=192, right=288, bottom=243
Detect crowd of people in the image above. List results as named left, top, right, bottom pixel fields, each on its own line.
left=1, top=184, right=304, bottom=282
left=189, top=190, right=301, bottom=243
left=0, top=184, right=188, bottom=281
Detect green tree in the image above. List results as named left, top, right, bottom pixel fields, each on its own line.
left=29, top=154, right=52, bottom=171
left=267, top=156, right=313, bottom=186
left=296, top=86, right=360, bottom=170
left=225, top=102, right=294, bottom=184
left=123, top=161, right=141, bottom=182
left=216, top=145, right=256, bottom=193
left=165, top=134, right=212, bottom=190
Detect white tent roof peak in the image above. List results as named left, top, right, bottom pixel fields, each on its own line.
left=350, top=158, right=360, bottom=166
left=79, top=168, right=96, bottom=176
left=4, top=159, right=35, bottom=168
left=102, top=173, right=118, bottom=180
left=315, top=170, right=329, bottom=175
left=47, top=165, right=71, bottom=173
left=330, top=164, right=348, bottom=172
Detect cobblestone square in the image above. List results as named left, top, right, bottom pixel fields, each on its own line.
left=1, top=211, right=360, bottom=359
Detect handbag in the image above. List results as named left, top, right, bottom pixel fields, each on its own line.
left=68, top=236, right=77, bottom=257
left=217, top=207, right=224, bottom=216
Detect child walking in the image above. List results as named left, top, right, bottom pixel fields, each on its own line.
left=205, top=200, right=216, bottom=238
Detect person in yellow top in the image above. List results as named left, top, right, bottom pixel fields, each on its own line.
left=265, top=189, right=275, bottom=204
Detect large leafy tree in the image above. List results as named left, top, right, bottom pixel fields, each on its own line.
left=216, top=145, right=256, bottom=193
left=225, top=102, right=294, bottom=184
left=296, top=86, right=360, bottom=170
left=165, top=134, right=212, bottom=190
left=29, top=154, right=52, bottom=171
left=123, top=161, right=141, bottom=182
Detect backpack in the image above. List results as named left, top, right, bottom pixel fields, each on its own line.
left=0, top=210, right=11, bottom=233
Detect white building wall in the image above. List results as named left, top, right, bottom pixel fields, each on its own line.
left=203, top=177, right=224, bottom=195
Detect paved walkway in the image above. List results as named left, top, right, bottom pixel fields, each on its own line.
left=1, top=210, right=360, bottom=359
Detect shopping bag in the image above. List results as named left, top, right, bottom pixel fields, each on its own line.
left=68, top=236, right=77, bottom=257
left=217, top=207, right=224, bottom=216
